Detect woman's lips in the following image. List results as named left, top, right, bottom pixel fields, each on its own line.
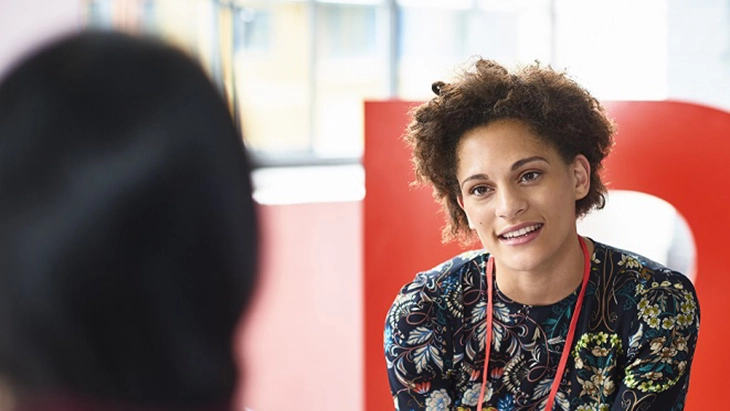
left=498, top=223, right=543, bottom=245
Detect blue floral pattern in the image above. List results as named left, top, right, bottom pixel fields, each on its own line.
left=384, top=241, right=700, bottom=410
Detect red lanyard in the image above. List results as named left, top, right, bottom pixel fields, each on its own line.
left=476, top=236, right=590, bottom=411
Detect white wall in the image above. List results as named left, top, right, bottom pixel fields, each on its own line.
left=667, top=0, right=730, bottom=111
left=0, top=1, right=82, bottom=80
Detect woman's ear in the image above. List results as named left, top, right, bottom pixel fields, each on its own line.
left=457, top=196, right=475, bottom=229
left=572, top=154, right=591, bottom=200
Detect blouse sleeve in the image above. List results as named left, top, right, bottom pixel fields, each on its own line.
left=610, top=274, right=700, bottom=410
left=384, top=274, right=456, bottom=411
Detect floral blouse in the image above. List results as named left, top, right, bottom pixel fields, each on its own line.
left=384, top=241, right=700, bottom=411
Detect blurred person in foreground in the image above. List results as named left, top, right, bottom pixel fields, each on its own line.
left=384, top=59, right=700, bottom=410
left=0, top=31, right=257, bottom=410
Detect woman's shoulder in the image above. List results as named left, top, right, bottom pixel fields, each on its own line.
left=590, top=240, right=699, bottom=330
left=398, top=249, right=486, bottom=297
left=587, top=242, right=699, bottom=396
left=386, top=250, right=486, bottom=324
left=385, top=250, right=486, bottom=367
left=592, top=240, right=695, bottom=290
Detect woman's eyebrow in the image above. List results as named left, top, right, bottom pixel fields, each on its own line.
left=511, top=156, right=549, bottom=171
left=460, top=173, right=489, bottom=189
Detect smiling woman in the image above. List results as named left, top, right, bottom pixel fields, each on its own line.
left=384, top=60, right=700, bottom=411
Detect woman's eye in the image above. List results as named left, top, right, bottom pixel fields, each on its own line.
left=520, top=171, right=542, bottom=182
left=469, top=185, right=492, bottom=196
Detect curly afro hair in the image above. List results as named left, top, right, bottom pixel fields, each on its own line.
left=404, top=59, right=615, bottom=244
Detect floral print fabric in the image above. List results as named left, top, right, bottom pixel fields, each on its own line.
left=384, top=241, right=700, bottom=411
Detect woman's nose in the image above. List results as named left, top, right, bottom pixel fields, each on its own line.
left=495, top=186, right=527, bottom=219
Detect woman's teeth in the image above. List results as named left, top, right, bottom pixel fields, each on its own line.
left=501, top=224, right=542, bottom=239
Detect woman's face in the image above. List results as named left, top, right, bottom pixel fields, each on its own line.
left=456, top=119, right=590, bottom=275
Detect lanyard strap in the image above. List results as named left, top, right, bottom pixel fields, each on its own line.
left=476, top=236, right=590, bottom=411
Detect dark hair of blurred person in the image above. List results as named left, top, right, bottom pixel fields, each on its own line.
left=0, top=31, right=257, bottom=410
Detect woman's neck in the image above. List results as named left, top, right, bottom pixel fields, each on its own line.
left=494, top=236, right=593, bottom=306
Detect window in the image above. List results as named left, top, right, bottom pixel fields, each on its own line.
left=397, top=0, right=552, bottom=99
left=232, top=1, right=391, bottom=163
left=84, top=0, right=691, bottom=168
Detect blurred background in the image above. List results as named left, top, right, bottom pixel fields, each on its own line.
left=1, top=0, right=727, bottom=409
